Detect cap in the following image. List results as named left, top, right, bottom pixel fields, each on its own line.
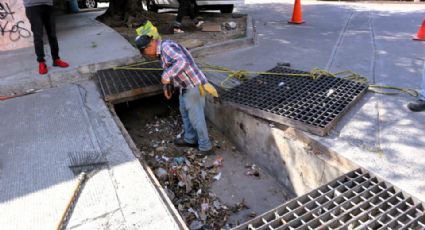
left=135, top=35, right=152, bottom=50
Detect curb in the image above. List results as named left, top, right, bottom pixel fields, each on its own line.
left=190, top=15, right=256, bottom=58
left=0, top=54, right=141, bottom=95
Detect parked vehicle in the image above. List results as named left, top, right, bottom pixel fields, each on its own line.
left=78, top=0, right=108, bottom=8
left=146, top=0, right=239, bottom=14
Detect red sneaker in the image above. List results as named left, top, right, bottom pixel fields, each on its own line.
left=39, top=62, right=48, bottom=75
left=53, top=59, right=69, bottom=68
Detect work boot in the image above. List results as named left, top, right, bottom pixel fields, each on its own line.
left=407, top=99, right=425, bottom=112
left=53, top=59, right=69, bottom=68
left=174, top=138, right=198, bottom=148
left=199, top=149, right=215, bottom=156
left=39, top=62, right=48, bottom=75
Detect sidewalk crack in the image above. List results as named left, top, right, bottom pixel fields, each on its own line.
left=69, top=208, right=124, bottom=229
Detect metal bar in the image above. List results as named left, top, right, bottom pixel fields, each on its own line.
left=235, top=170, right=366, bottom=229
left=334, top=186, right=398, bottom=229
left=233, top=168, right=425, bottom=230
left=274, top=174, right=374, bottom=229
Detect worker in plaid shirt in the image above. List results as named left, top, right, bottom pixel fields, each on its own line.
left=136, top=35, right=213, bottom=155
left=160, top=40, right=208, bottom=90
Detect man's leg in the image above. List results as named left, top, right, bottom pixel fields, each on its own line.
left=25, top=6, right=45, bottom=62
left=187, top=0, right=196, bottom=21
left=175, top=0, right=187, bottom=24
left=42, top=5, right=60, bottom=61
left=179, top=92, right=198, bottom=144
left=185, top=87, right=212, bottom=151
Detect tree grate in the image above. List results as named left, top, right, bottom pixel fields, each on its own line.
left=96, top=62, right=163, bottom=104
left=233, top=168, right=425, bottom=230
left=220, top=66, right=368, bottom=136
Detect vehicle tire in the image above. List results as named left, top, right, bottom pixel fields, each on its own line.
left=147, top=0, right=159, bottom=13
left=220, top=4, right=233, bottom=13
left=84, top=0, right=97, bottom=8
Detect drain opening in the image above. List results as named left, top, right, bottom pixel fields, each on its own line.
left=114, top=95, right=294, bottom=229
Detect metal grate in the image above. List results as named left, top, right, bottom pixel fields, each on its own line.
left=96, top=62, right=163, bottom=104
left=233, top=168, right=425, bottom=230
left=220, top=66, right=368, bottom=136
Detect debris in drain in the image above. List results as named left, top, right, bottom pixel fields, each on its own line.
left=231, top=199, right=249, bottom=212
left=213, top=172, right=222, bottom=181
left=155, top=167, right=168, bottom=180
left=213, top=156, right=223, bottom=168
left=224, top=21, right=237, bottom=30
left=245, top=164, right=260, bottom=177
left=173, top=156, right=186, bottom=165
left=116, top=97, right=293, bottom=229
left=130, top=111, right=248, bottom=228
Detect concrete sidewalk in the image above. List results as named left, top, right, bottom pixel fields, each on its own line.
left=0, top=81, right=181, bottom=229
left=0, top=10, right=140, bottom=95
left=204, top=1, right=425, bottom=201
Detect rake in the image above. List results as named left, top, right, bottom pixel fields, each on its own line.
left=56, top=151, right=108, bottom=230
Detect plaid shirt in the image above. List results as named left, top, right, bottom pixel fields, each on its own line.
left=157, top=40, right=207, bottom=89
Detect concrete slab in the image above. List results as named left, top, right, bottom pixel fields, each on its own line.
left=203, top=1, right=425, bottom=201
left=0, top=82, right=181, bottom=229
left=0, top=10, right=140, bottom=95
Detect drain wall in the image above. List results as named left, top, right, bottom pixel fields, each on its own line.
left=205, top=97, right=358, bottom=196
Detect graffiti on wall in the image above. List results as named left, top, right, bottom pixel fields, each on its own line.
left=0, top=2, right=31, bottom=42
left=0, top=0, right=32, bottom=51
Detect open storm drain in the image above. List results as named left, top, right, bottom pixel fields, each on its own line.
left=96, top=62, right=162, bottom=104
left=234, top=168, right=425, bottom=230
left=220, top=66, right=368, bottom=136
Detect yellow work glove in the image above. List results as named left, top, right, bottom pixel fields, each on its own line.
left=199, top=83, right=219, bottom=97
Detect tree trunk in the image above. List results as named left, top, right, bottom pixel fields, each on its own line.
left=97, top=0, right=146, bottom=27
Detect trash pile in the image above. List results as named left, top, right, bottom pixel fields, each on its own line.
left=137, top=112, right=248, bottom=229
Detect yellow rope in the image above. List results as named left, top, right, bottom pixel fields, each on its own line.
left=113, top=62, right=419, bottom=97
left=112, top=60, right=160, bottom=70
left=113, top=66, right=163, bottom=71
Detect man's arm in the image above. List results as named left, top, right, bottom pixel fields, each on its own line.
left=161, top=43, right=188, bottom=84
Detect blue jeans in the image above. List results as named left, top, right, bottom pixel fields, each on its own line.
left=179, top=87, right=212, bottom=151
left=421, top=64, right=425, bottom=100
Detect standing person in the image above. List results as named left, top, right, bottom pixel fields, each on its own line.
left=407, top=63, right=425, bottom=112
left=24, top=0, right=69, bottom=75
left=173, top=0, right=204, bottom=33
left=135, top=35, right=214, bottom=155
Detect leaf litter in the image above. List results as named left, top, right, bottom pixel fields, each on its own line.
left=134, top=110, right=249, bottom=229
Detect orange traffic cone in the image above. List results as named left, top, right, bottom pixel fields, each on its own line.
left=288, top=0, right=304, bottom=24
left=413, top=19, right=425, bottom=41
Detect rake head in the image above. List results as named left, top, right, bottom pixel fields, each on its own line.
left=67, top=151, right=107, bottom=175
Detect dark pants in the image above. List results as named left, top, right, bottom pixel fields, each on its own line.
left=25, top=5, right=60, bottom=62
left=176, top=0, right=196, bottom=24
